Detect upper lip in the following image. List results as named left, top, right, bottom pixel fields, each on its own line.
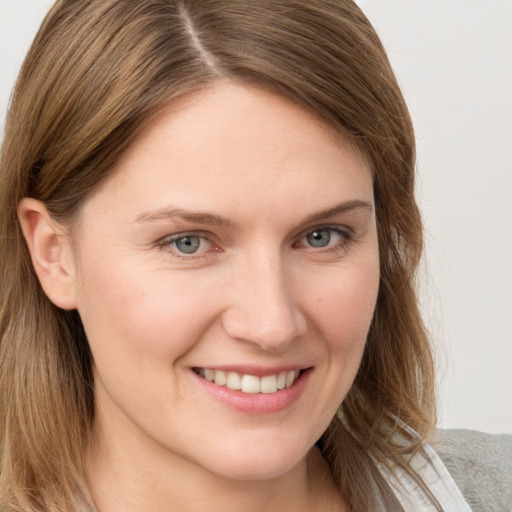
left=192, top=364, right=312, bottom=377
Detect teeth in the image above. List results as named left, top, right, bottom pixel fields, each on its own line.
left=214, top=370, right=227, bottom=386
left=199, top=368, right=301, bottom=394
left=241, top=375, right=260, bottom=393
left=260, top=375, right=278, bottom=394
left=285, top=370, right=297, bottom=388
left=226, top=372, right=241, bottom=390
left=277, top=371, right=287, bottom=390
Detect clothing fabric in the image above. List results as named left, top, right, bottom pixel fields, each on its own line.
left=336, top=414, right=473, bottom=511
left=434, top=429, right=512, bottom=512
left=381, top=442, right=472, bottom=511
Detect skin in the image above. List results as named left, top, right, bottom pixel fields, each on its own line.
left=20, top=81, right=379, bottom=512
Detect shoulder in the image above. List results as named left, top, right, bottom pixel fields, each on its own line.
left=432, top=429, right=512, bottom=512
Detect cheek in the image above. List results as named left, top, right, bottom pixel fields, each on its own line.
left=74, top=251, right=218, bottom=363
left=304, top=259, right=380, bottom=353
left=295, top=258, right=379, bottom=429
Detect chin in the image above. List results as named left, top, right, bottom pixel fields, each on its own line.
left=194, top=432, right=313, bottom=482
left=208, top=456, right=302, bottom=482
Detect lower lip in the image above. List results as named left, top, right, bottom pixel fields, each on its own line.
left=192, top=368, right=312, bottom=415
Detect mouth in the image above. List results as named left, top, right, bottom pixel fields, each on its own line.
left=193, top=368, right=302, bottom=394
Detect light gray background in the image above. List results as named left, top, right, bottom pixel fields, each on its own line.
left=1, top=1, right=511, bottom=433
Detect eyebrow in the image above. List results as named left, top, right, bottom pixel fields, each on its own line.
left=134, top=207, right=234, bottom=228
left=300, top=199, right=374, bottom=225
left=133, top=199, right=373, bottom=228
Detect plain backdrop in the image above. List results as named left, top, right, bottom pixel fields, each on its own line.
left=1, top=0, right=511, bottom=434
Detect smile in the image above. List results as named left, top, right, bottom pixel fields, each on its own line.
left=195, top=368, right=301, bottom=394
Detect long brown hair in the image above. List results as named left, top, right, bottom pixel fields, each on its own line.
left=0, top=1, right=435, bottom=510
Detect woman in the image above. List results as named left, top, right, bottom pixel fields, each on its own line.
left=0, top=1, right=471, bottom=511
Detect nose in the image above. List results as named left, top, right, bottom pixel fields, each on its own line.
left=221, top=252, right=307, bottom=351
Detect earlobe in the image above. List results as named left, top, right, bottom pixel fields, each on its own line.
left=18, top=198, right=78, bottom=310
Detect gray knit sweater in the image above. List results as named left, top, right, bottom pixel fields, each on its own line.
left=433, top=429, right=512, bottom=512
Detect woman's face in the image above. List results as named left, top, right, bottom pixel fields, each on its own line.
left=70, top=81, right=379, bottom=481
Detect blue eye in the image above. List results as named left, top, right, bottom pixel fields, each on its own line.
left=306, top=229, right=333, bottom=248
left=298, top=227, right=350, bottom=251
left=162, top=234, right=214, bottom=256
left=173, top=235, right=202, bottom=254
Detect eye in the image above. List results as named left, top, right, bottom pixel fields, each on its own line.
left=159, top=233, right=215, bottom=257
left=306, top=228, right=334, bottom=248
left=295, top=227, right=351, bottom=250
left=173, top=235, right=204, bottom=254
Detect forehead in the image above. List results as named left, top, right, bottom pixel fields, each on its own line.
left=80, top=81, right=373, bottom=226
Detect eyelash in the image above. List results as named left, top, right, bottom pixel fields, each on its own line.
left=157, top=226, right=353, bottom=260
left=294, top=226, right=353, bottom=253
left=157, top=231, right=218, bottom=260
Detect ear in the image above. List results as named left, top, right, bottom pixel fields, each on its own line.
left=18, top=198, right=78, bottom=310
